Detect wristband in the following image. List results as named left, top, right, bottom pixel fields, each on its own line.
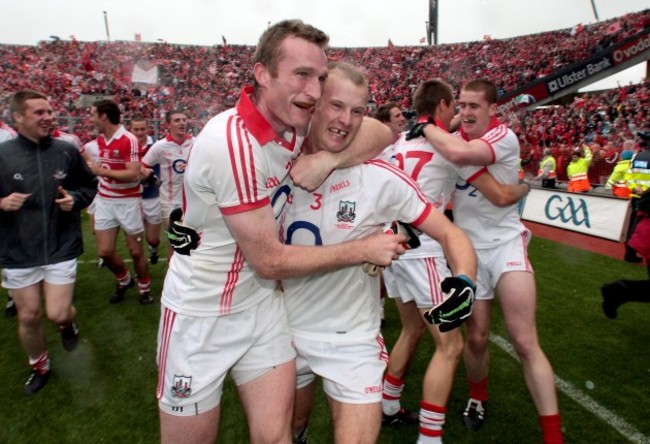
left=455, top=274, right=475, bottom=288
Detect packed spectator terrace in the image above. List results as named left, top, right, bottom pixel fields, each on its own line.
left=1, top=9, right=648, bottom=184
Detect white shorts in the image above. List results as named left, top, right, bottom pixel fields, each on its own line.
left=94, top=197, right=144, bottom=235
left=390, top=256, right=451, bottom=308
left=294, top=335, right=387, bottom=404
left=141, top=197, right=163, bottom=225
left=1, top=259, right=77, bottom=289
left=382, top=266, right=397, bottom=299
left=161, top=202, right=181, bottom=221
left=86, top=198, right=96, bottom=216
left=475, top=229, right=534, bottom=301
left=157, top=294, right=296, bottom=416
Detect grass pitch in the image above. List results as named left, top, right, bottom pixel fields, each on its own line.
left=0, top=215, right=648, bottom=443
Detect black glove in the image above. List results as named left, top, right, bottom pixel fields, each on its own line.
left=423, top=275, right=476, bottom=332
left=142, top=174, right=160, bottom=188
left=389, top=221, right=421, bottom=250
left=362, top=222, right=421, bottom=276
left=167, top=208, right=200, bottom=255
left=405, top=117, right=436, bottom=141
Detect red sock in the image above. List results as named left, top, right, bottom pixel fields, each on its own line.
left=419, top=401, right=446, bottom=438
left=137, top=275, right=151, bottom=294
left=29, top=351, right=50, bottom=375
left=468, top=377, right=488, bottom=402
left=539, top=414, right=563, bottom=444
left=116, top=269, right=131, bottom=287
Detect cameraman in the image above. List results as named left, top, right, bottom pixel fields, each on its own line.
left=623, top=131, right=650, bottom=262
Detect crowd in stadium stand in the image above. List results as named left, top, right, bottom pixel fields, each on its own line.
left=0, top=9, right=648, bottom=184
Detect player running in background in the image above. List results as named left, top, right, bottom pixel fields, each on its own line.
left=0, top=90, right=97, bottom=395
left=141, top=110, right=193, bottom=261
left=88, top=100, right=153, bottom=305
left=131, top=115, right=162, bottom=265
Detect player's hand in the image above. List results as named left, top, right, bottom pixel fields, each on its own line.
left=360, top=230, right=407, bottom=275
left=0, top=192, right=31, bottom=212
left=167, top=208, right=200, bottom=255
left=423, top=275, right=476, bottom=332
left=290, top=151, right=337, bottom=191
left=388, top=221, right=421, bottom=250
left=405, top=117, right=436, bottom=141
left=55, top=186, right=74, bottom=211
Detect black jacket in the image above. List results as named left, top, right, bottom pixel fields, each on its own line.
left=0, top=134, right=98, bottom=268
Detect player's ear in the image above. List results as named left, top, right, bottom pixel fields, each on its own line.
left=488, top=102, right=497, bottom=117
left=253, top=62, right=271, bottom=89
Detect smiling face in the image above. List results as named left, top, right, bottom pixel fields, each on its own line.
left=13, top=98, right=54, bottom=142
left=387, top=106, right=407, bottom=136
left=457, top=89, right=496, bottom=140
left=310, top=66, right=368, bottom=154
left=254, top=35, right=328, bottom=134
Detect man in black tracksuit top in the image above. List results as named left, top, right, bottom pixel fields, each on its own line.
left=0, top=90, right=97, bottom=395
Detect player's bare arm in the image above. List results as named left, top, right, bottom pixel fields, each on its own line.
left=290, top=117, right=392, bottom=191
left=421, top=124, right=494, bottom=166
left=414, top=209, right=477, bottom=281
left=471, top=171, right=529, bottom=207
left=223, top=205, right=407, bottom=280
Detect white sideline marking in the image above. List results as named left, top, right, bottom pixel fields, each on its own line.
left=490, top=333, right=650, bottom=444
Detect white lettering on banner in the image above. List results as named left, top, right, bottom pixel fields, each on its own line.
left=613, top=35, right=650, bottom=63
left=521, top=188, right=631, bottom=241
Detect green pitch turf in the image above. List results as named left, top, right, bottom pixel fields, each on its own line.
left=0, top=215, right=648, bottom=443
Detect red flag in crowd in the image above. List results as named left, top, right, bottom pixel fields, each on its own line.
left=419, top=37, right=426, bottom=44
left=222, top=35, right=228, bottom=47
left=135, top=33, right=142, bottom=42
left=387, top=39, right=394, bottom=48
left=605, top=21, right=622, bottom=35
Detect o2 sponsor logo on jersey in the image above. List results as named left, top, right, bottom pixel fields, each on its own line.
left=172, top=158, right=187, bottom=174
left=170, top=375, right=192, bottom=398
left=271, top=181, right=292, bottom=219
left=455, top=181, right=479, bottom=197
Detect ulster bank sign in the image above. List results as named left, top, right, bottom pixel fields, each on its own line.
left=521, top=189, right=630, bottom=242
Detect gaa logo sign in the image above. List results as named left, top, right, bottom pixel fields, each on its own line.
left=544, top=195, right=591, bottom=228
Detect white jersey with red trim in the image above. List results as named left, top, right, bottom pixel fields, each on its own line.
left=96, top=125, right=142, bottom=200
left=161, top=86, right=304, bottom=317
left=142, top=134, right=193, bottom=207
left=280, top=158, right=432, bottom=343
left=392, top=131, right=457, bottom=258
left=53, top=130, right=82, bottom=151
left=0, top=123, right=17, bottom=142
left=453, top=123, right=525, bottom=248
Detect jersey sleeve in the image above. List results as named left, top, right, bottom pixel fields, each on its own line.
left=365, top=160, right=432, bottom=225
left=189, top=114, right=272, bottom=215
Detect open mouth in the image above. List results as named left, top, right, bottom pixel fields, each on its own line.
left=294, top=101, right=315, bottom=112
left=328, top=127, right=348, bottom=138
